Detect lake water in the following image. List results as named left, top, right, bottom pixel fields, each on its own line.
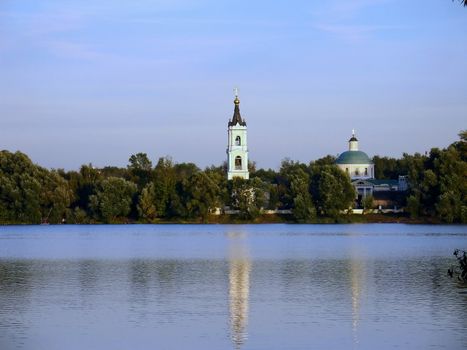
left=0, top=224, right=467, bottom=350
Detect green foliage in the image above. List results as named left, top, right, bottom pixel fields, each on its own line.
left=39, top=170, right=73, bottom=224
left=434, top=146, right=467, bottom=223
left=153, top=157, right=177, bottom=218
left=90, top=177, right=137, bottom=223
left=277, top=158, right=309, bottom=209
left=128, top=153, right=153, bottom=171
left=0, top=151, right=72, bottom=224
left=0, top=151, right=41, bottom=223
left=69, top=207, right=89, bottom=224
left=181, top=172, right=220, bottom=220
left=230, top=177, right=265, bottom=219
left=290, top=168, right=316, bottom=222
left=311, top=165, right=355, bottom=218
left=137, top=183, right=157, bottom=221
left=311, top=155, right=336, bottom=166
left=372, top=156, right=405, bottom=179
left=74, top=164, right=102, bottom=213
left=362, top=195, right=374, bottom=214
left=406, top=194, right=420, bottom=218
left=401, top=137, right=467, bottom=223
left=128, top=153, right=153, bottom=189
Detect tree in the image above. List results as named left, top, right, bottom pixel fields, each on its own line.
left=128, top=152, right=152, bottom=171
left=204, top=165, right=229, bottom=207
left=362, top=195, right=374, bottom=214
left=406, top=194, right=421, bottom=218
left=38, top=169, right=73, bottom=224
left=401, top=132, right=467, bottom=223
left=153, top=157, right=177, bottom=218
left=73, top=164, right=102, bottom=214
left=90, top=177, right=137, bottom=223
left=372, top=156, right=402, bottom=179
left=137, top=183, right=157, bottom=221
left=278, top=158, right=309, bottom=209
left=0, top=151, right=75, bottom=224
left=69, top=207, right=88, bottom=224
left=128, top=153, right=153, bottom=188
left=434, top=146, right=467, bottom=223
left=0, top=151, right=44, bottom=223
left=290, top=168, right=316, bottom=222
left=230, top=177, right=265, bottom=219
left=311, top=155, right=336, bottom=166
left=182, top=172, right=220, bottom=221
left=311, top=165, right=355, bottom=218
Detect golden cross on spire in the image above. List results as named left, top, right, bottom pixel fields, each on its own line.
left=233, top=87, right=240, bottom=105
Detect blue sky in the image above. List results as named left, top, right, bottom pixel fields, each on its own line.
left=0, top=0, right=466, bottom=170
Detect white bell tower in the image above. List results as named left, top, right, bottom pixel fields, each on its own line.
left=227, top=89, right=249, bottom=180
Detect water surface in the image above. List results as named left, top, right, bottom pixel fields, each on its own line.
left=1, top=224, right=466, bottom=350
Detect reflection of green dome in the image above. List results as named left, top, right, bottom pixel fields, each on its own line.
left=336, top=150, right=372, bottom=164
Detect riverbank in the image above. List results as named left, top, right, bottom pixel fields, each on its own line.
left=0, top=213, right=448, bottom=225
left=99, top=213, right=443, bottom=225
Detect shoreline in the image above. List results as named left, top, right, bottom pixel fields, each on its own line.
left=0, top=214, right=451, bottom=225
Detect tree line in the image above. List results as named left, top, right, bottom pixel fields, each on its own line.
left=0, top=132, right=465, bottom=224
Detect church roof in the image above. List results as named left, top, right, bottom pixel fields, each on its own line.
left=228, top=97, right=247, bottom=127
left=349, top=136, right=358, bottom=142
left=336, top=150, right=372, bottom=164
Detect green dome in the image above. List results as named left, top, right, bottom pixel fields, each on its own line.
left=336, top=150, right=372, bottom=164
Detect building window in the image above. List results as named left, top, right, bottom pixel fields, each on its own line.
left=365, top=168, right=368, bottom=176
left=235, top=156, right=242, bottom=170
left=345, top=168, right=349, bottom=174
left=235, top=136, right=241, bottom=146
left=355, top=168, right=359, bottom=176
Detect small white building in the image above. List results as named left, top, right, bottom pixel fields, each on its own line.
left=227, top=92, right=249, bottom=180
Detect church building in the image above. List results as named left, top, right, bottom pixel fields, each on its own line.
left=227, top=91, right=249, bottom=180
left=336, top=130, right=374, bottom=179
left=336, top=131, right=408, bottom=208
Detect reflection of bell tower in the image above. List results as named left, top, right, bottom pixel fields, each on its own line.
left=349, top=245, right=366, bottom=347
left=228, top=232, right=251, bottom=349
left=227, top=89, right=249, bottom=180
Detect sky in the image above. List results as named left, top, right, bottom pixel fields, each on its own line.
left=0, top=0, right=466, bottom=170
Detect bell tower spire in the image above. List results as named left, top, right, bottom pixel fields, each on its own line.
left=227, top=88, right=249, bottom=180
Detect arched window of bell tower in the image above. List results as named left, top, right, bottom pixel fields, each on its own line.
left=235, top=156, right=242, bottom=170
left=235, top=136, right=241, bottom=146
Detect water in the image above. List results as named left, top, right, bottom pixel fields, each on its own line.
left=0, top=224, right=466, bottom=350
